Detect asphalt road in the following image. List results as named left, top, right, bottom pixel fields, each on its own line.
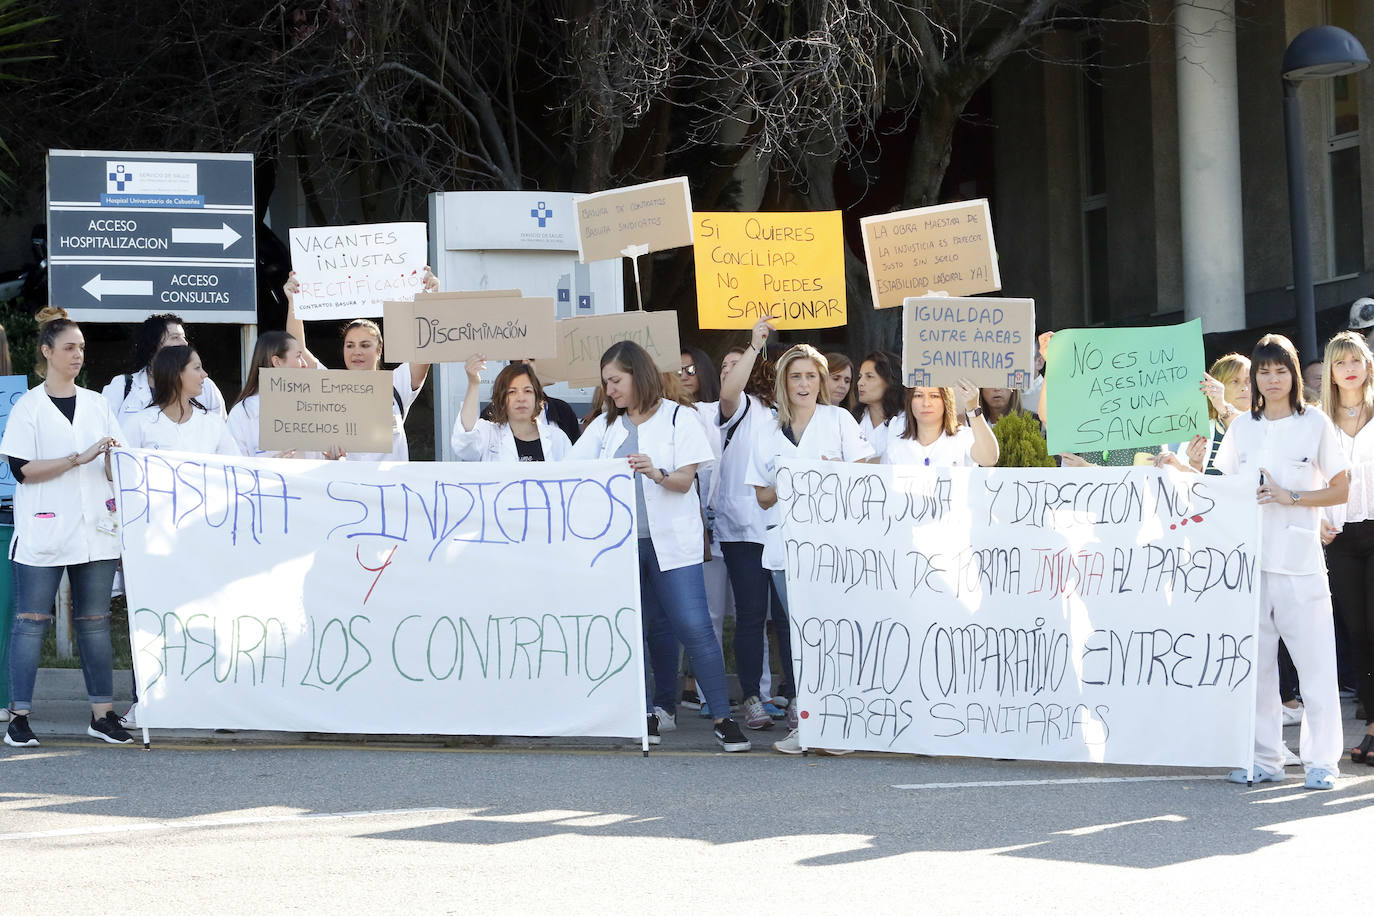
left=3, top=709, right=1369, bottom=914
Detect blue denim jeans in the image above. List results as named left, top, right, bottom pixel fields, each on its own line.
left=8, top=559, right=118, bottom=712
left=722, top=540, right=795, bottom=702
left=638, top=539, right=731, bottom=719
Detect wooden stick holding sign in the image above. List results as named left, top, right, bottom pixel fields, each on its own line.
left=574, top=177, right=695, bottom=311
left=383, top=293, right=557, bottom=364
left=901, top=296, right=1036, bottom=389
left=259, top=368, right=394, bottom=453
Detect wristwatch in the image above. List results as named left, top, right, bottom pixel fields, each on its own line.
left=657, top=467, right=670, bottom=484
left=966, top=407, right=983, bottom=421
left=1290, top=490, right=1301, bottom=504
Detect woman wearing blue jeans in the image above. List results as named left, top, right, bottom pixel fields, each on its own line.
left=570, top=341, right=750, bottom=752
left=3, top=307, right=131, bottom=747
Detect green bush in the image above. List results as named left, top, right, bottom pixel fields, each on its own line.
left=993, top=411, right=1056, bottom=468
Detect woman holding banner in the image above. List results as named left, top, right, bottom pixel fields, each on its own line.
left=853, top=350, right=905, bottom=459
left=102, top=313, right=227, bottom=435
left=747, top=342, right=874, bottom=754
left=1317, top=331, right=1374, bottom=764
left=125, top=346, right=241, bottom=456
left=885, top=382, right=998, bottom=468
left=1214, top=334, right=1349, bottom=790
left=452, top=355, right=571, bottom=462
left=569, top=341, right=749, bottom=752
left=283, top=269, right=438, bottom=461
left=2, top=307, right=131, bottom=748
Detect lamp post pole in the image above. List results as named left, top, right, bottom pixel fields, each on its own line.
left=1282, top=79, right=1318, bottom=362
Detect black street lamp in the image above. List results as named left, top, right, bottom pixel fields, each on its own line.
left=1283, top=25, right=1369, bottom=361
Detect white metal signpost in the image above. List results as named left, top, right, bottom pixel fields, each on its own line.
left=47, top=150, right=257, bottom=322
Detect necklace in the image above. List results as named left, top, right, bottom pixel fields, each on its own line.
left=1348, top=404, right=1360, bottom=417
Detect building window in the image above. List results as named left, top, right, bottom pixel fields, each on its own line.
left=1080, top=33, right=1110, bottom=323
left=1328, top=0, right=1363, bottom=277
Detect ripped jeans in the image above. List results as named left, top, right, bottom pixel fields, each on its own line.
left=8, top=559, right=118, bottom=712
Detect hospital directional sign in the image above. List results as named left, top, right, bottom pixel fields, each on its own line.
left=47, top=150, right=257, bottom=322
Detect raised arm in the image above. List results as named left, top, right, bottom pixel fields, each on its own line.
left=283, top=272, right=322, bottom=369
left=720, top=318, right=773, bottom=421
left=955, top=378, right=999, bottom=467
left=459, top=354, right=486, bottom=433
left=405, top=266, right=440, bottom=391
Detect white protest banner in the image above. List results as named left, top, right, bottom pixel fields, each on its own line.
left=861, top=199, right=1000, bottom=308
left=901, top=296, right=1036, bottom=389
left=0, top=375, right=28, bottom=499
left=115, top=450, right=645, bottom=738
left=537, top=311, right=681, bottom=387
left=289, top=222, right=429, bottom=319
left=777, top=461, right=1259, bottom=766
left=575, top=177, right=694, bottom=263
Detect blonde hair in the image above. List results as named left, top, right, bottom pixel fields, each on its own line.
left=1208, top=353, right=1250, bottom=423
left=34, top=306, right=74, bottom=379
left=1321, top=330, right=1374, bottom=420
left=773, top=344, right=830, bottom=428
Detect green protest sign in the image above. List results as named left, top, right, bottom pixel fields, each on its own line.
left=1046, top=319, right=1208, bottom=455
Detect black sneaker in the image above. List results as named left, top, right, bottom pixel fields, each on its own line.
left=647, top=713, right=661, bottom=746
left=714, top=717, right=752, bottom=753
left=4, top=714, right=38, bottom=747
left=679, top=687, right=702, bottom=710
left=87, top=711, right=134, bottom=745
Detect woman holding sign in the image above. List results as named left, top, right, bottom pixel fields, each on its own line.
left=283, top=269, right=438, bottom=461
left=452, top=356, right=571, bottom=462
left=226, top=331, right=332, bottom=459
left=126, top=346, right=241, bottom=456
left=1317, top=331, right=1374, bottom=764
left=2, top=308, right=131, bottom=748
left=569, top=341, right=749, bottom=753
left=1214, top=334, right=1349, bottom=790
left=747, top=343, right=874, bottom=754
left=885, top=382, right=998, bottom=468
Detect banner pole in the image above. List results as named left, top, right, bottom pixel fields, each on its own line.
left=621, top=244, right=649, bottom=311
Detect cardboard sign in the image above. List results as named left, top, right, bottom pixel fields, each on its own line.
left=536, top=311, right=681, bottom=387
left=383, top=294, right=556, bottom=364
left=575, top=177, right=694, bottom=263
left=900, top=296, right=1036, bottom=388
left=114, top=451, right=645, bottom=738
left=692, top=211, right=846, bottom=330
left=1045, top=319, right=1209, bottom=455
left=258, top=368, right=394, bottom=453
left=288, top=221, right=429, bottom=319
left=861, top=199, right=1000, bottom=308
left=0, top=376, right=29, bottom=500
left=778, top=460, right=1259, bottom=766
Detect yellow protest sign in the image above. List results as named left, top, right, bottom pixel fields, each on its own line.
left=692, top=211, right=846, bottom=330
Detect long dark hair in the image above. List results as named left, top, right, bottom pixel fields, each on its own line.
left=1250, top=334, right=1305, bottom=418
left=680, top=347, right=720, bottom=402
left=149, top=345, right=205, bottom=413
left=234, top=331, right=298, bottom=408
left=600, top=341, right=663, bottom=421
left=728, top=345, right=777, bottom=409
left=854, top=350, right=904, bottom=425
left=132, top=313, right=183, bottom=373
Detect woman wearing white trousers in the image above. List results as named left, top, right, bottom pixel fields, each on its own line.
left=1214, top=334, right=1350, bottom=790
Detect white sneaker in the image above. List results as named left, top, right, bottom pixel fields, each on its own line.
left=1282, top=703, right=1303, bottom=727
left=1283, top=742, right=1301, bottom=767
left=772, top=728, right=804, bottom=755
left=652, top=706, right=676, bottom=732
left=817, top=747, right=854, bottom=757
left=119, top=703, right=139, bottom=730
left=0, top=708, right=9, bottom=723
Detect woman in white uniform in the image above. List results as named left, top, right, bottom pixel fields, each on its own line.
left=125, top=346, right=241, bottom=456
left=1213, top=334, right=1349, bottom=790
left=102, top=313, right=226, bottom=436
left=283, top=270, right=437, bottom=461
left=885, top=381, right=998, bottom=468
left=226, top=330, right=330, bottom=459
left=3, top=308, right=130, bottom=748
left=569, top=341, right=749, bottom=752
left=451, top=355, right=571, bottom=462
left=853, top=350, right=905, bottom=460
left=746, top=342, right=874, bottom=754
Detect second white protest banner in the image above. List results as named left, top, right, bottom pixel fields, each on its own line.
left=776, top=461, right=1259, bottom=766
left=289, top=222, right=429, bottom=319
left=115, top=451, right=645, bottom=738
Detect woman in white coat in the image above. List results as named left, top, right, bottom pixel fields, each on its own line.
left=569, top=341, right=749, bottom=752
left=2, top=308, right=131, bottom=748
left=227, top=330, right=314, bottom=458
left=451, top=356, right=571, bottom=462
left=747, top=342, right=875, bottom=754
left=125, top=346, right=241, bottom=456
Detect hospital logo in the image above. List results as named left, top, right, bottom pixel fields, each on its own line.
left=105, top=161, right=198, bottom=196
left=530, top=201, right=553, bottom=228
